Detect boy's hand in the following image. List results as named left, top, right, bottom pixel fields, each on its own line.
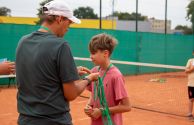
left=77, top=66, right=91, bottom=76
left=90, top=108, right=102, bottom=120
left=84, top=104, right=93, bottom=117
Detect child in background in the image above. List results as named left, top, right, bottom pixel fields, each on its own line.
left=185, top=53, right=194, bottom=121
left=84, top=33, right=131, bottom=125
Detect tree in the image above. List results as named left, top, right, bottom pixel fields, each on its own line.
left=36, top=0, right=53, bottom=25
left=186, top=0, right=194, bottom=34
left=112, top=11, right=147, bottom=21
left=73, top=7, right=98, bottom=19
left=175, top=25, right=192, bottom=35
left=36, top=2, right=98, bottom=24
left=0, top=7, right=11, bottom=16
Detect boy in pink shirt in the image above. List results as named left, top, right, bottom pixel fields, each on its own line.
left=84, top=33, right=131, bottom=125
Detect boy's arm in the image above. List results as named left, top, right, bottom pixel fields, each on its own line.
left=185, top=61, right=194, bottom=74
left=108, top=97, right=131, bottom=114
left=108, top=75, right=131, bottom=114
left=90, top=97, right=131, bottom=120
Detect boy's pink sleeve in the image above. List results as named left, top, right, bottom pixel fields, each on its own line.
left=113, top=75, right=128, bottom=101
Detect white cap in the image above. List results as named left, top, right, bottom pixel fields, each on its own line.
left=43, top=0, right=81, bottom=24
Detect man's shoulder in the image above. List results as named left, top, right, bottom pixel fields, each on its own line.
left=42, top=33, right=67, bottom=44
left=18, top=32, right=70, bottom=51
left=33, top=32, right=70, bottom=47
left=20, top=33, right=33, bottom=41
left=18, top=33, right=33, bottom=46
left=22, top=31, right=67, bottom=43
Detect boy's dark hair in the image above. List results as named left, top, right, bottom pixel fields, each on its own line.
left=89, top=33, right=118, bottom=56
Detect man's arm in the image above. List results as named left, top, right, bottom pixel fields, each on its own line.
left=62, top=73, right=98, bottom=101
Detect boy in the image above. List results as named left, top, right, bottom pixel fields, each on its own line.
left=84, top=33, right=131, bottom=125
left=185, top=54, right=194, bottom=121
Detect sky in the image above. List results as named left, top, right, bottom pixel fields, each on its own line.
left=0, top=0, right=192, bottom=28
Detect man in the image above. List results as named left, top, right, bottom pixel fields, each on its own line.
left=0, top=61, right=15, bottom=75
left=16, top=0, right=99, bottom=125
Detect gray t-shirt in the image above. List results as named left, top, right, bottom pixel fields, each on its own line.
left=16, top=31, right=79, bottom=125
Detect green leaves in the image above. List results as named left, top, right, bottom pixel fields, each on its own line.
left=73, top=7, right=98, bottom=19
left=0, top=7, right=11, bottom=16
left=186, top=0, right=194, bottom=33
left=113, top=11, right=147, bottom=21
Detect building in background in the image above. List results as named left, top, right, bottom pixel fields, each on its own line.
left=116, top=20, right=152, bottom=32
left=114, top=17, right=172, bottom=33
left=149, top=18, right=171, bottom=33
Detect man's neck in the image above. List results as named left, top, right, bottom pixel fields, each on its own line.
left=39, top=23, right=57, bottom=35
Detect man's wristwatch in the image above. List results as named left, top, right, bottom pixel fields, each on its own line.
left=82, top=77, right=92, bottom=85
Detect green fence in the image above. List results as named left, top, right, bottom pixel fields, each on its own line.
left=0, top=24, right=194, bottom=76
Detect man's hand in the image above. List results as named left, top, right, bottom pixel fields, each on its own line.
left=77, top=66, right=91, bottom=76
left=0, top=61, right=15, bottom=75
left=86, top=73, right=99, bottom=82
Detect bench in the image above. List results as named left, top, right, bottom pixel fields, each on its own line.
left=0, top=74, right=16, bottom=87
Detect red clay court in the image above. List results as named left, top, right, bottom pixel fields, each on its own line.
left=0, top=72, right=193, bottom=125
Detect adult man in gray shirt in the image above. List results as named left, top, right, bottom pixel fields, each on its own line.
left=16, top=0, right=99, bottom=125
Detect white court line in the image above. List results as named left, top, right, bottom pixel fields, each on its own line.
left=74, top=57, right=186, bottom=70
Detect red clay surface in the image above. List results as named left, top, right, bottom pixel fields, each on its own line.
left=0, top=72, right=193, bottom=125
left=125, top=72, right=188, bottom=116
